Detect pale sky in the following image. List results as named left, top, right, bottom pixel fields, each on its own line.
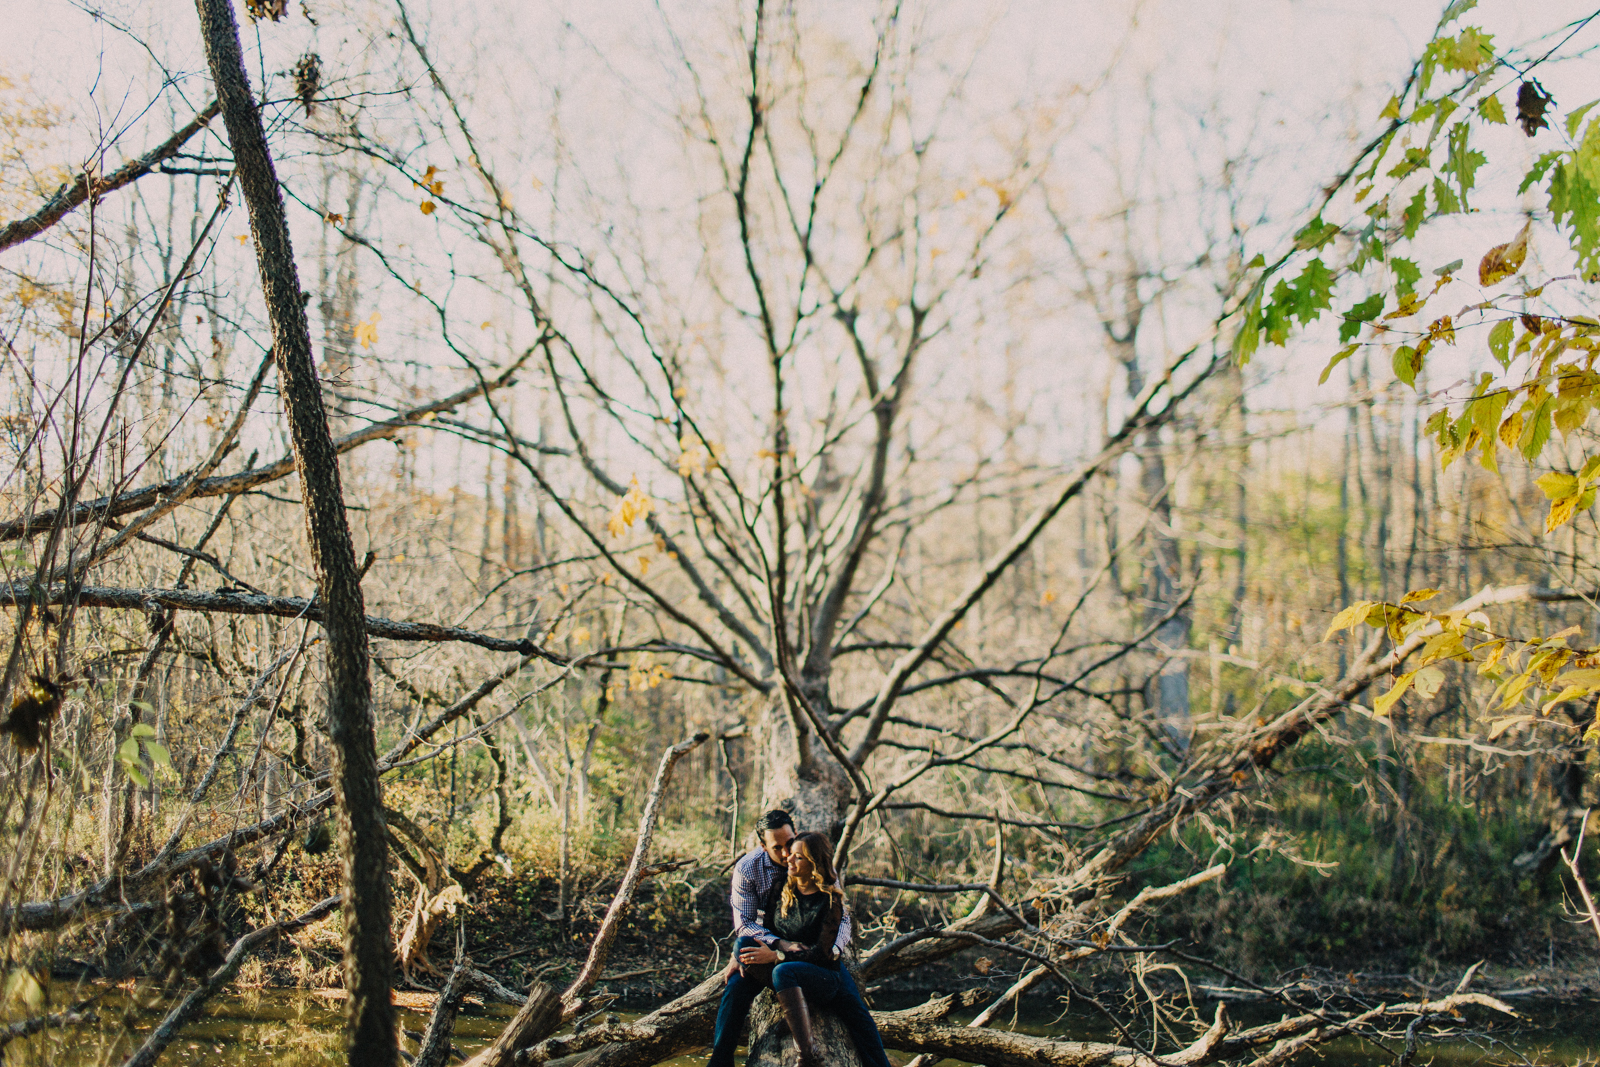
left=2, top=0, right=1597, bottom=496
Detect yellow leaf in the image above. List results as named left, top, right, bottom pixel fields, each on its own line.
left=1373, top=672, right=1415, bottom=716
left=1400, top=588, right=1441, bottom=604
left=1499, top=412, right=1523, bottom=449
left=420, top=200, right=437, bottom=215
left=2, top=968, right=43, bottom=1012
left=1384, top=293, right=1425, bottom=320
left=977, top=178, right=1012, bottom=208
left=608, top=476, right=653, bottom=538
left=1488, top=714, right=1537, bottom=740
left=1040, top=589, right=1057, bottom=606
left=324, top=212, right=344, bottom=224
left=1498, top=671, right=1535, bottom=710
left=1548, top=494, right=1582, bottom=532
left=236, top=234, right=250, bottom=244
left=354, top=313, right=381, bottom=349
left=1542, top=685, right=1590, bottom=714
left=572, top=627, right=591, bottom=644
left=1536, top=471, right=1581, bottom=500
left=1478, top=222, right=1531, bottom=286
left=1554, top=668, right=1600, bottom=688
left=1324, top=600, right=1377, bottom=640
left=637, top=553, right=651, bottom=575
left=677, top=437, right=709, bottom=477
left=1419, top=632, right=1468, bottom=664
left=1413, top=666, right=1446, bottom=698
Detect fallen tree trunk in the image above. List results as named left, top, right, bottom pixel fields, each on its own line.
left=415, top=950, right=473, bottom=1067
left=529, top=975, right=723, bottom=1067
left=868, top=992, right=1513, bottom=1067
left=743, top=987, right=862, bottom=1067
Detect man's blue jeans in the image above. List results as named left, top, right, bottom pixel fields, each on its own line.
left=709, top=937, right=773, bottom=1067
left=707, top=936, right=892, bottom=1067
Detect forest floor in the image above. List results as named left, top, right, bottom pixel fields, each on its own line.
left=198, top=856, right=1600, bottom=1009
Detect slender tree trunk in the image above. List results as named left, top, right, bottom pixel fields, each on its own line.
left=1337, top=398, right=1353, bottom=676
left=192, top=2, right=394, bottom=1062
left=1121, top=352, right=1190, bottom=745
left=1358, top=365, right=1391, bottom=596
left=1227, top=363, right=1249, bottom=648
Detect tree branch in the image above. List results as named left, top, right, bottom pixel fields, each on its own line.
left=0, top=100, right=221, bottom=252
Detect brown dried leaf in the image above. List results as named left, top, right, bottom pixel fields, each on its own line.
left=1479, top=223, right=1531, bottom=285
left=1517, top=80, right=1554, bottom=137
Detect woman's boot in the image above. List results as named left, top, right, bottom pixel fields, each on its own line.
left=775, top=987, right=822, bottom=1067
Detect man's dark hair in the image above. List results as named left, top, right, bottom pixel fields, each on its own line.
left=757, top=809, right=795, bottom=833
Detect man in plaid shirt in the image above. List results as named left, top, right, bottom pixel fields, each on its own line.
left=709, top=809, right=853, bottom=1067
left=728, top=809, right=852, bottom=971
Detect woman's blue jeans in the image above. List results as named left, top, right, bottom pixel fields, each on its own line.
left=707, top=937, right=891, bottom=1067
left=771, top=960, right=892, bottom=1067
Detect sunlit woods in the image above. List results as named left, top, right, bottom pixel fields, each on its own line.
left=0, top=0, right=1597, bottom=1064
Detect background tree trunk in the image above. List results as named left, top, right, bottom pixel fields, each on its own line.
left=757, top=693, right=853, bottom=835
left=193, top=0, right=394, bottom=1062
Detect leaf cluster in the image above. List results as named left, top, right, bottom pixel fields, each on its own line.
left=1238, top=3, right=1600, bottom=534
left=1326, top=589, right=1600, bottom=742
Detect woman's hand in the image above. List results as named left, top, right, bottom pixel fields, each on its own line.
left=739, top=942, right=780, bottom=967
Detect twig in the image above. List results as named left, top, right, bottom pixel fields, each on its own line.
left=1562, top=810, right=1600, bottom=945
left=561, top=732, right=710, bottom=1012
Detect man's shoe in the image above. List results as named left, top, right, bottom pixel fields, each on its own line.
left=775, top=987, right=823, bottom=1067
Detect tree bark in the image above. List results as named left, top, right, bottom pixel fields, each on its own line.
left=192, top=1, right=394, bottom=1061
left=743, top=987, right=865, bottom=1067
left=758, top=692, right=854, bottom=834
left=463, top=983, right=562, bottom=1067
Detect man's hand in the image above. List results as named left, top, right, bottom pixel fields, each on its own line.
left=725, top=955, right=741, bottom=979
left=739, top=942, right=779, bottom=968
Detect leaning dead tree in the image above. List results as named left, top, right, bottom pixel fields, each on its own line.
left=196, top=0, right=397, bottom=1058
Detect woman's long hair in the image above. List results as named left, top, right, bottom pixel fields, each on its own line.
left=780, top=831, right=846, bottom=917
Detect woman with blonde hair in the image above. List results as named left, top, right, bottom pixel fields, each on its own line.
left=711, top=830, right=891, bottom=1067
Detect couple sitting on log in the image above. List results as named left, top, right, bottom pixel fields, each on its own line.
left=710, top=809, right=891, bottom=1067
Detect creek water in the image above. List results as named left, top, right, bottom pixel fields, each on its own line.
left=3, top=988, right=1594, bottom=1065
